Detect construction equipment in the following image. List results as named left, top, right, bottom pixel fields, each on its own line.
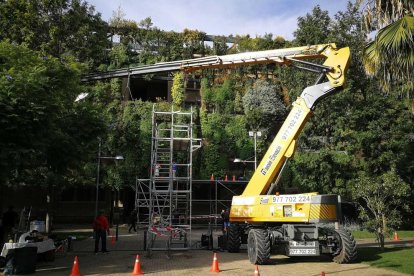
left=179, top=43, right=356, bottom=264
left=85, top=43, right=356, bottom=263
left=222, top=44, right=358, bottom=264
left=137, top=106, right=201, bottom=257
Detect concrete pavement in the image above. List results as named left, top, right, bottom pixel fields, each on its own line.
left=33, top=225, right=411, bottom=276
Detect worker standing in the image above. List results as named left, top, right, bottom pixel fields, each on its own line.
left=128, top=209, right=137, bottom=233
left=93, top=210, right=110, bottom=253
left=221, top=209, right=230, bottom=234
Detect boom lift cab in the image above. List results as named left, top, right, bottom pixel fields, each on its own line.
left=227, top=44, right=357, bottom=264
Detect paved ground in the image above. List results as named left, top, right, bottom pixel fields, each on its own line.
left=33, top=225, right=412, bottom=276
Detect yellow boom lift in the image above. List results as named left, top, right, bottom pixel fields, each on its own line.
left=84, top=43, right=356, bottom=264
left=183, top=43, right=356, bottom=264
left=223, top=44, right=357, bottom=264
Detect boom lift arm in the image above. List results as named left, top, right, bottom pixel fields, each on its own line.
left=241, top=45, right=350, bottom=196
left=82, top=43, right=349, bottom=84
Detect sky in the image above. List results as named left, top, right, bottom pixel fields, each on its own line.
left=86, top=0, right=350, bottom=40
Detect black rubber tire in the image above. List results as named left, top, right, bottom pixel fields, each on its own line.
left=332, top=229, right=357, bottom=264
left=247, top=228, right=271, bottom=265
left=227, top=224, right=241, bottom=253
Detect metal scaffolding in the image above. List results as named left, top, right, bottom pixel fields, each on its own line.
left=136, top=104, right=201, bottom=256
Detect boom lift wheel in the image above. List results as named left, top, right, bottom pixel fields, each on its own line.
left=227, top=224, right=241, bottom=253
left=332, top=229, right=357, bottom=264
left=247, top=228, right=271, bottom=264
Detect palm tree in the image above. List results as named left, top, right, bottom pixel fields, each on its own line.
left=359, top=0, right=414, bottom=108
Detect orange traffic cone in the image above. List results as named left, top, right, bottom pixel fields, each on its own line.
left=210, top=174, right=214, bottom=181
left=393, top=231, right=400, bottom=241
left=210, top=252, right=220, bottom=273
left=131, top=255, right=144, bottom=275
left=232, top=175, right=236, bottom=181
left=254, top=265, right=260, bottom=276
left=225, top=175, right=228, bottom=181
left=70, top=256, right=81, bottom=276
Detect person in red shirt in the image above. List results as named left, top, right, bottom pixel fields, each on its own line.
left=93, top=210, right=110, bottom=253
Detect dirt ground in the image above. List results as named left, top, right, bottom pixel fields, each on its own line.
left=34, top=226, right=410, bottom=276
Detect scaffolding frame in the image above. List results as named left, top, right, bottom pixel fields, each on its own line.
left=136, top=105, right=201, bottom=256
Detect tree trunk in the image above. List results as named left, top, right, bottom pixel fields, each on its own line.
left=380, top=214, right=387, bottom=250
left=379, top=232, right=385, bottom=250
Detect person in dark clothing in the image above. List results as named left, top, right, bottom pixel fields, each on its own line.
left=93, top=210, right=110, bottom=253
left=128, top=209, right=137, bottom=233
left=2, top=206, right=18, bottom=242
left=220, top=208, right=230, bottom=234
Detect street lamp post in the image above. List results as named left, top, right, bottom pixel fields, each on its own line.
left=95, top=139, right=102, bottom=219
left=95, top=139, right=124, bottom=218
left=248, top=131, right=262, bottom=169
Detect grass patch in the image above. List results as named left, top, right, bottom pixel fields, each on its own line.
left=358, top=247, right=414, bottom=275
left=352, top=230, right=414, bottom=239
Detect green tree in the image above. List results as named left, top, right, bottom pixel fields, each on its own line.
left=351, top=168, right=410, bottom=249
left=182, top=29, right=206, bottom=58
left=213, top=36, right=228, bottom=55
left=108, top=6, right=139, bottom=46
left=294, top=5, right=331, bottom=45
left=108, top=44, right=129, bottom=69
left=0, top=0, right=109, bottom=68
left=0, top=41, right=104, bottom=188
left=358, top=0, right=414, bottom=96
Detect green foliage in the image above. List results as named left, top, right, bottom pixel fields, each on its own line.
left=359, top=0, right=414, bottom=96
left=213, top=36, right=228, bottom=55
left=233, top=34, right=287, bottom=52
left=351, top=168, right=410, bottom=248
left=214, top=79, right=234, bottom=113
left=171, top=72, right=185, bottom=107
left=109, top=44, right=129, bottom=69
left=0, top=41, right=104, bottom=186
left=200, top=78, right=211, bottom=110
left=289, top=150, right=353, bottom=195
left=242, top=79, right=286, bottom=132
left=97, top=99, right=153, bottom=189
left=200, top=77, right=236, bottom=113
left=0, top=0, right=110, bottom=68
left=340, top=92, right=413, bottom=175
left=182, top=29, right=206, bottom=58
left=294, top=5, right=331, bottom=45
left=363, top=15, right=414, bottom=94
